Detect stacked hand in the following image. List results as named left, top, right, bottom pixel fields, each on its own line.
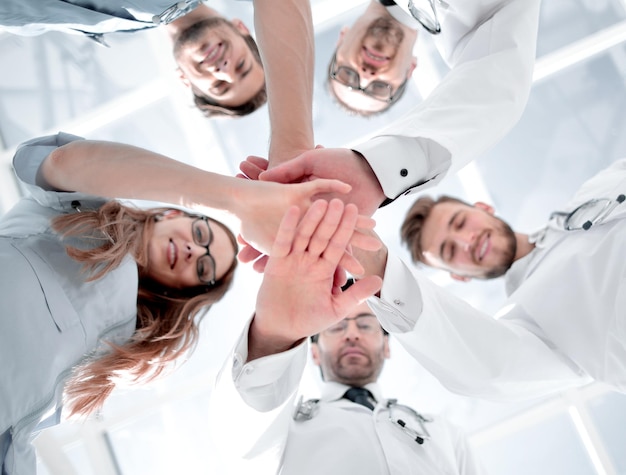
left=249, top=199, right=383, bottom=360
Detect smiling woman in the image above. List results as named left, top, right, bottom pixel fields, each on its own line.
left=0, top=131, right=355, bottom=475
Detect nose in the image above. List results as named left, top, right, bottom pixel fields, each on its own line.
left=185, top=242, right=206, bottom=261
left=452, top=231, right=475, bottom=252
left=343, top=321, right=361, bottom=341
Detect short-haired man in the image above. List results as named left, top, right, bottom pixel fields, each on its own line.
left=0, top=2, right=266, bottom=118
left=386, top=158, right=626, bottom=398
left=210, top=284, right=485, bottom=474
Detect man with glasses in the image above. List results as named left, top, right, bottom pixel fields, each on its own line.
left=252, top=0, right=541, bottom=217
left=356, top=158, right=626, bottom=400
left=327, top=1, right=419, bottom=115
left=209, top=279, right=485, bottom=474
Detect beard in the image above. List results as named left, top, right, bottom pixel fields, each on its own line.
left=363, top=17, right=405, bottom=52
left=481, top=219, right=517, bottom=279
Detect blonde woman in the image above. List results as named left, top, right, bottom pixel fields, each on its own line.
left=0, top=132, right=357, bottom=474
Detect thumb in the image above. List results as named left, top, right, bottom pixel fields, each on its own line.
left=260, top=158, right=308, bottom=183
left=307, top=178, right=351, bottom=196
left=334, top=276, right=382, bottom=315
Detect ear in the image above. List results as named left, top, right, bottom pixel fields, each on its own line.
left=407, top=56, right=418, bottom=78
left=230, top=19, right=251, bottom=36
left=176, top=67, right=191, bottom=88
left=382, top=335, right=390, bottom=360
left=450, top=273, right=472, bottom=283
left=311, top=343, right=321, bottom=366
left=337, top=26, right=349, bottom=46
left=474, top=202, right=495, bottom=215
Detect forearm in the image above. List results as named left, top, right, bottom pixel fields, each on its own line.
left=377, top=264, right=589, bottom=399
left=38, top=140, right=244, bottom=212
left=253, top=0, right=314, bottom=165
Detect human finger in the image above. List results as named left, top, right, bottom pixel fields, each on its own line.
left=252, top=255, right=269, bottom=273
left=337, top=250, right=365, bottom=277
left=304, top=178, right=351, bottom=197
left=334, top=276, right=383, bottom=314
left=291, top=200, right=329, bottom=254
left=239, top=159, right=265, bottom=181
left=349, top=229, right=382, bottom=252
left=245, top=155, right=269, bottom=170
left=259, top=157, right=310, bottom=184
left=306, top=199, right=345, bottom=257
left=271, top=205, right=302, bottom=258
left=320, top=202, right=358, bottom=266
left=238, top=244, right=263, bottom=264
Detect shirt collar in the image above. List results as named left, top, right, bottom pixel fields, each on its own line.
left=320, top=381, right=384, bottom=404
left=377, top=0, right=421, bottom=30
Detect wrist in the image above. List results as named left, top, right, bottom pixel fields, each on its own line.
left=350, top=149, right=386, bottom=208
left=247, top=314, right=303, bottom=362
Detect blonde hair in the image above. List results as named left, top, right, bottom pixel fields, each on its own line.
left=51, top=201, right=237, bottom=416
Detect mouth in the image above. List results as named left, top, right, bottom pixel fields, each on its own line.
left=168, top=239, right=178, bottom=269
left=361, top=46, right=390, bottom=67
left=474, top=233, right=490, bottom=262
left=201, top=42, right=224, bottom=66
left=341, top=347, right=367, bottom=359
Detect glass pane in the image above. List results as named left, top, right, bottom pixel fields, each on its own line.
left=475, top=411, right=596, bottom=475
left=587, top=391, right=626, bottom=474
left=537, top=0, right=626, bottom=56
left=107, top=390, right=212, bottom=475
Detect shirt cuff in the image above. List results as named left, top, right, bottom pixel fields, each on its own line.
left=352, top=135, right=451, bottom=203
left=368, top=253, right=423, bottom=333
left=231, top=319, right=308, bottom=411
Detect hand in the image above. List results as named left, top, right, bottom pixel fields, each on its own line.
left=257, top=147, right=386, bottom=217
left=249, top=199, right=383, bottom=360
left=231, top=178, right=350, bottom=255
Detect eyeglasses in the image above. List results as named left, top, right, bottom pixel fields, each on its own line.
left=550, top=194, right=625, bottom=231
left=408, top=0, right=442, bottom=35
left=191, top=216, right=217, bottom=285
left=329, top=53, right=408, bottom=104
left=323, top=315, right=380, bottom=337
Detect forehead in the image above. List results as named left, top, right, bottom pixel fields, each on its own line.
left=346, top=300, right=376, bottom=319
left=419, top=201, right=468, bottom=255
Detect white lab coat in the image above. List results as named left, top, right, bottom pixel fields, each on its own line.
left=209, top=320, right=485, bottom=475
left=354, top=0, right=541, bottom=201
left=369, top=158, right=626, bottom=400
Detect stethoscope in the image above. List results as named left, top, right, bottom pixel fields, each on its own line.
left=293, top=396, right=432, bottom=445
left=549, top=194, right=625, bottom=231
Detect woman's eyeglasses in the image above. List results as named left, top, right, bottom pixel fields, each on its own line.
left=191, top=216, right=217, bottom=285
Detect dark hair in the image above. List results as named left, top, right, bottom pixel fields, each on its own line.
left=401, top=195, right=468, bottom=264
left=192, top=34, right=267, bottom=118
left=310, top=278, right=387, bottom=343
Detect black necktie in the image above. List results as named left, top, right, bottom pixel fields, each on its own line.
left=343, top=387, right=376, bottom=410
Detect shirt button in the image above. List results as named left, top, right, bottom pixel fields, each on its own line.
left=400, top=169, right=408, bottom=177
left=244, top=366, right=254, bottom=374
left=394, top=299, right=404, bottom=306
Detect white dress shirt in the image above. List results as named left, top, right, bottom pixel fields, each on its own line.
left=209, top=319, right=485, bottom=474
